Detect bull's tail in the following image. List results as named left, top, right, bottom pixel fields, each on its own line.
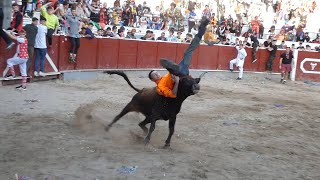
left=104, top=70, right=141, bottom=92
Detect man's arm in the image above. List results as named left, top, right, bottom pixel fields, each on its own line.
left=5, top=31, right=17, bottom=41
left=41, top=2, right=51, bottom=17
left=279, top=57, right=283, bottom=69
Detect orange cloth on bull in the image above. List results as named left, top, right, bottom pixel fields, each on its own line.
left=155, top=73, right=176, bottom=98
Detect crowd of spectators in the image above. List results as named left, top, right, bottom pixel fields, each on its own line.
left=9, top=0, right=320, bottom=51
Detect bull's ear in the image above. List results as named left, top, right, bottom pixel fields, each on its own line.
left=195, top=78, right=201, bottom=84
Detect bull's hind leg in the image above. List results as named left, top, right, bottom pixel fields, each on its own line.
left=138, top=117, right=150, bottom=135
left=105, top=102, right=135, bottom=131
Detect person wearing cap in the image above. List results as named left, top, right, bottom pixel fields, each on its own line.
left=0, top=6, right=15, bottom=49
left=40, top=2, right=59, bottom=48
left=148, top=18, right=210, bottom=98
left=229, top=43, right=247, bottom=80
left=23, top=17, right=39, bottom=75
left=9, top=3, right=24, bottom=33
left=34, top=16, right=48, bottom=77
left=4, top=30, right=29, bottom=90
left=265, top=39, right=278, bottom=80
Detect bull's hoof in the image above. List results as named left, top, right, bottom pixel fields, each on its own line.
left=104, top=125, right=111, bottom=132
left=164, top=144, right=170, bottom=148
left=143, top=137, right=150, bottom=146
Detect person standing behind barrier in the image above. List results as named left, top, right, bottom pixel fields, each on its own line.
left=4, top=30, right=29, bottom=90
left=40, top=2, right=59, bottom=49
left=23, top=17, right=38, bottom=76
left=34, top=17, right=47, bottom=77
left=249, top=31, right=259, bottom=63
left=0, top=7, right=15, bottom=49
left=265, top=39, right=278, bottom=80
left=9, top=3, right=23, bottom=33
left=67, top=9, right=81, bottom=63
left=229, top=43, right=247, bottom=80
left=279, top=47, right=294, bottom=84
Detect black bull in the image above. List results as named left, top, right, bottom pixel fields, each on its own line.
left=104, top=71, right=206, bottom=147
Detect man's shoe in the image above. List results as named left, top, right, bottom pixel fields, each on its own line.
left=236, top=77, right=242, bottom=80
left=160, top=58, right=180, bottom=76
left=34, top=71, right=39, bottom=77
left=282, top=80, right=286, bottom=84
left=229, top=69, right=234, bottom=72
left=16, top=85, right=27, bottom=91
left=5, top=74, right=16, bottom=79
left=39, top=71, right=45, bottom=77
left=6, top=42, right=15, bottom=49
left=280, top=78, right=284, bottom=83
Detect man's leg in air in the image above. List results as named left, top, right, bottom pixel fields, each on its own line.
left=160, top=18, right=210, bottom=76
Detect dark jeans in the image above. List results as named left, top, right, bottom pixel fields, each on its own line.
left=0, top=7, right=12, bottom=45
left=70, top=37, right=80, bottom=54
left=178, top=36, right=201, bottom=76
left=34, top=48, right=47, bottom=72
left=27, top=46, right=34, bottom=73
left=47, top=28, right=54, bottom=46
left=266, top=55, right=275, bottom=71
left=252, top=42, right=258, bottom=61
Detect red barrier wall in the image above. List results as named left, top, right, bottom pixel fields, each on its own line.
left=1, top=36, right=319, bottom=82
left=296, top=51, right=320, bottom=82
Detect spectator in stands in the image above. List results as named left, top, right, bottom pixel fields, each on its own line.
left=141, top=30, right=155, bottom=40
left=225, top=29, right=231, bottom=41
left=76, top=2, right=86, bottom=19
left=251, top=16, right=260, bottom=36
left=56, top=1, right=69, bottom=34
left=303, top=32, right=310, bottom=42
left=275, top=29, right=285, bottom=41
left=104, top=27, right=112, bottom=37
left=9, top=3, right=23, bottom=33
left=85, top=23, right=95, bottom=39
left=296, top=26, right=304, bottom=42
left=23, top=17, right=38, bottom=75
left=265, top=39, right=278, bottom=80
left=297, top=42, right=305, bottom=50
left=67, top=8, right=81, bottom=62
left=216, top=25, right=226, bottom=41
left=305, top=45, right=312, bottom=51
left=167, top=29, right=178, bottom=42
left=234, top=38, right=240, bottom=46
left=202, top=5, right=211, bottom=19
left=157, top=32, right=167, bottom=41
left=279, top=47, right=294, bottom=84
left=111, top=25, right=117, bottom=37
left=187, top=8, right=196, bottom=33
left=40, top=2, right=59, bottom=48
left=229, top=43, right=247, bottom=80
left=185, top=33, right=193, bottom=43
left=0, top=7, right=15, bottom=49
left=97, top=29, right=104, bottom=37
left=34, top=17, right=47, bottom=77
left=177, top=31, right=183, bottom=42
left=80, top=27, right=86, bottom=36
left=4, top=30, right=29, bottom=90
left=291, top=44, right=296, bottom=50
left=126, top=28, right=136, bottom=39
left=99, top=3, right=108, bottom=29
left=87, top=0, right=100, bottom=23
left=268, top=25, right=276, bottom=37
left=204, top=25, right=215, bottom=46
left=312, top=35, right=320, bottom=43
left=286, top=31, right=295, bottom=41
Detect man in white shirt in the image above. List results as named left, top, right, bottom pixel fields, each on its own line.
left=229, top=43, right=247, bottom=80
left=34, top=17, right=48, bottom=77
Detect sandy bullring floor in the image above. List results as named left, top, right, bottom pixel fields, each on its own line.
left=0, top=71, right=319, bottom=180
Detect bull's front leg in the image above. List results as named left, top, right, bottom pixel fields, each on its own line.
left=165, top=117, right=176, bottom=147
left=144, top=119, right=156, bottom=145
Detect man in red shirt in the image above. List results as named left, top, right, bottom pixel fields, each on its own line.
left=279, top=47, right=294, bottom=84
left=4, top=29, right=29, bottom=90
left=149, top=18, right=210, bottom=98
left=9, top=3, right=23, bottom=33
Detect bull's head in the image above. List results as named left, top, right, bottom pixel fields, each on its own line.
left=177, top=72, right=207, bottom=97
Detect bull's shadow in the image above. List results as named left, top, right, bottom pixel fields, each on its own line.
left=104, top=70, right=206, bottom=147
